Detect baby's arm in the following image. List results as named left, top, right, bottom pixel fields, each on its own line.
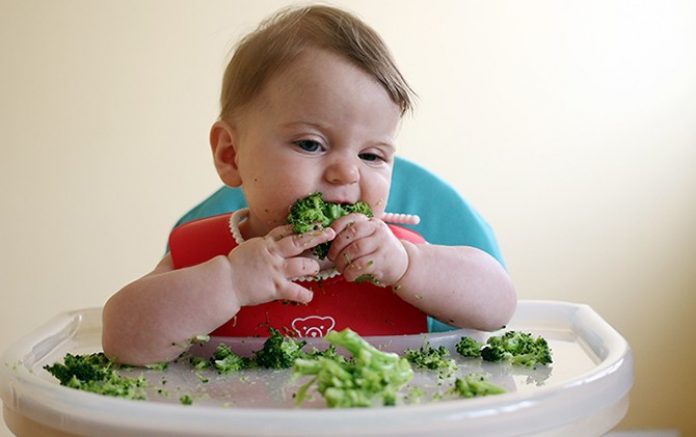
left=394, top=242, right=516, bottom=330
left=102, top=225, right=335, bottom=365
left=328, top=215, right=516, bottom=331
left=102, top=254, right=241, bottom=366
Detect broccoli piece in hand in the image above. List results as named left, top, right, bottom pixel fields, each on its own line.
left=404, top=342, right=457, bottom=377
left=254, top=328, right=307, bottom=369
left=480, top=331, right=553, bottom=368
left=451, top=374, right=506, bottom=398
left=455, top=336, right=484, bottom=358
left=293, top=328, right=413, bottom=408
left=287, top=192, right=373, bottom=259
left=287, top=192, right=331, bottom=234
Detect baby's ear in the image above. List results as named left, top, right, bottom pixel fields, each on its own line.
left=210, top=120, right=242, bottom=187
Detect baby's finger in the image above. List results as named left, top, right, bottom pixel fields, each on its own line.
left=335, top=240, right=380, bottom=272
left=278, top=282, right=314, bottom=304
left=276, top=227, right=336, bottom=256
left=328, top=219, right=379, bottom=261
left=342, top=254, right=381, bottom=283
left=266, top=224, right=296, bottom=242
left=284, top=257, right=321, bottom=279
left=329, top=213, right=371, bottom=235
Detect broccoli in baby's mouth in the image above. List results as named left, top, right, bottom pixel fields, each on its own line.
left=287, top=192, right=373, bottom=259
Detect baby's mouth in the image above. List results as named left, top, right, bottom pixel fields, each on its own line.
left=323, top=199, right=355, bottom=206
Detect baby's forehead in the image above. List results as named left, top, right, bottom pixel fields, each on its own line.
left=258, top=48, right=395, bottom=108
left=265, top=47, right=363, bottom=87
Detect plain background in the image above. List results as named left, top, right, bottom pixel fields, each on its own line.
left=2, top=0, right=695, bottom=435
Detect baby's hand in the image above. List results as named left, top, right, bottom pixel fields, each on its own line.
left=328, top=214, right=408, bottom=286
left=227, top=225, right=335, bottom=306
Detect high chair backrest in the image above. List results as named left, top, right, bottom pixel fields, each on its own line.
left=172, top=157, right=505, bottom=332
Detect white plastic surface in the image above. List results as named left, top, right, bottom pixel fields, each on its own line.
left=0, top=300, right=633, bottom=436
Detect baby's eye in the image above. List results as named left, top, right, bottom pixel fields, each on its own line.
left=294, top=140, right=323, bottom=153
left=359, top=152, right=382, bottom=162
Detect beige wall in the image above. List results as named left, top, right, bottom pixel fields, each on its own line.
left=2, top=0, right=695, bottom=435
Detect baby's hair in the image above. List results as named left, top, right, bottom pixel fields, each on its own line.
left=219, top=5, right=415, bottom=121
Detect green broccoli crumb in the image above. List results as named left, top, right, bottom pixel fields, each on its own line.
left=455, top=336, right=484, bottom=358
left=450, top=375, right=506, bottom=398
left=189, top=355, right=212, bottom=370
left=404, top=342, right=457, bottom=378
left=212, top=344, right=252, bottom=374
left=404, top=386, right=425, bottom=403
left=354, top=274, right=383, bottom=286
left=179, top=394, right=193, bottom=405
left=304, top=344, right=339, bottom=360
left=145, top=362, right=168, bottom=371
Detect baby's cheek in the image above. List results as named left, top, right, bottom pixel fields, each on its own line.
left=370, top=196, right=389, bottom=219
left=259, top=206, right=287, bottom=228
left=371, top=197, right=386, bottom=212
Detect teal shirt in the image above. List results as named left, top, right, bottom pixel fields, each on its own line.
left=173, top=157, right=505, bottom=333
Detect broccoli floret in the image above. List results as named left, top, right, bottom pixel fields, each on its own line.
left=212, top=343, right=252, bottom=374
left=480, top=331, right=553, bottom=368
left=204, top=329, right=307, bottom=373
left=145, top=362, right=168, bottom=371
left=451, top=374, right=506, bottom=398
left=508, top=335, right=553, bottom=368
left=43, top=352, right=147, bottom=400
left=287, top=192, right=373, bottom=259
left=254, top=328, right=307, bottom=369
left=293, top=328, right=413, bottom=408
left=189, top=355, right=211, bottom=370
left=44, top=352, right=111, bottom=385
left=404, top=386, right=426, bottom=404
left=404, top=342, right=457, bottom=377
left=287, top=192, right=330, bottom=234
left=455, top=336, right=484, bottom=358
left=304, top=344, right=339, bottom=360
left=480, top=343, right=507, bottom=362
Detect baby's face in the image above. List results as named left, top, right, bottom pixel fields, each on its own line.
left=233, top=47, right=402, bottom=238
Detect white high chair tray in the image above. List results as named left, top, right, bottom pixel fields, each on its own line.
left=1, top=300, right=633, bottom=436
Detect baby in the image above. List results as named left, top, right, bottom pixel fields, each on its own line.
left=102, top=5, right=516, bottom=365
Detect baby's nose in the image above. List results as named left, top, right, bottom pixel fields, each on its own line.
left=325, top=160, right=359, bottom=185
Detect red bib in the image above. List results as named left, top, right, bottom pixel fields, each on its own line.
left=169, top=213, right=427, bottom=337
